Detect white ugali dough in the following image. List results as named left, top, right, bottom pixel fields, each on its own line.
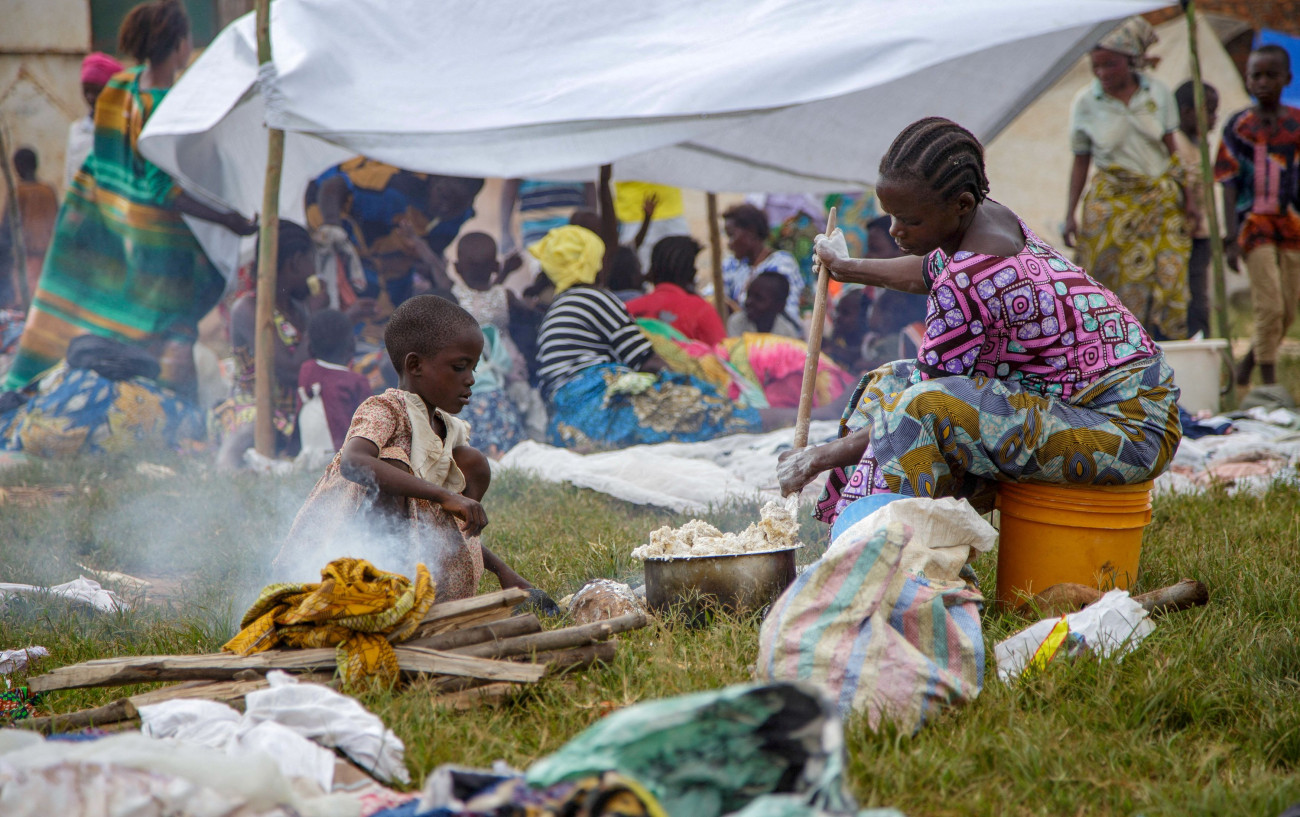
left=631, top=500, right=800, bottom=560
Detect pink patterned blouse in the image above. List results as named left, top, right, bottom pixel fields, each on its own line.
left=915, top=218, right=1155, bottom=401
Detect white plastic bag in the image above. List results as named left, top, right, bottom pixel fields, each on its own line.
left=994, top=589, right=1154, bottom=684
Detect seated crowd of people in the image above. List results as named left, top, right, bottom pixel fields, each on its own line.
left=0, top=149, right=921, bottom=464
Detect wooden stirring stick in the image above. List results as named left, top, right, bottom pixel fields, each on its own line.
left=792, top=207, right=837, bottom=451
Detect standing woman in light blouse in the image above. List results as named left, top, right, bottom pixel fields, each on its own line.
left=1063, top=17, right=1190, bottom=341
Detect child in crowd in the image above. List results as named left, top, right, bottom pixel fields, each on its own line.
left=1217, top=45, right=1300, bottom=386
left=214, top=220, right=316, bottom=470
left=627, top=236, right=726, bottom=346
left=825, top=287, right=870, bottom=371
left=859, top=288, right=929, bottom=371
left=727, top=271, right=804, bottom=339
left=272, top=295, right=542, bottom=603
left=299, top=308, right=372, bottom=451
left=606, top=245, right=646, bottom=302
left=1174, top=80, right=1219, bottom=339
left=446, top=232, right=523, bottom=332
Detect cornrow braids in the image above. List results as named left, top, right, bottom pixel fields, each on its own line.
left=649, top=235, right=703, bottom=290
left=878, top=117, right=990, bottom=203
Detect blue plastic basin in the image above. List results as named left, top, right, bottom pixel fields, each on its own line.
left=829, top=492, right=908, bottom=543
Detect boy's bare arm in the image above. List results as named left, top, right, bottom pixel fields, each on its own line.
left=340, top=437, right=487, bottom=535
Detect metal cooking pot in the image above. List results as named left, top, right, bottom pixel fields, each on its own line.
left=643, top=547, right=799, bottom=620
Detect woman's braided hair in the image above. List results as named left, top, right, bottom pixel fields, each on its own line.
left=649, top=236, right=703, bottom=290
left=119, top=0, right=190, bottom=65
left=878, top=117, right=990, bottom=203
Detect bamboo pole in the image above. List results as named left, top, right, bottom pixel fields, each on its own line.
left=706, top=192, right=725, bottom=318
left=1183, top=2, right=1231, bottom=350
left=253, top=0, right=285, bottom=457
left=0, top=121, right=30, bottom=308
left=792, top=207, right=836, bottom=450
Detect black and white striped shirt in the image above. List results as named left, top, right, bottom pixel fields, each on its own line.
left=536, top=286, right=653, bottom=399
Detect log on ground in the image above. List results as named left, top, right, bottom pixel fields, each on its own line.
left=454, top=611, right=647, bottom=660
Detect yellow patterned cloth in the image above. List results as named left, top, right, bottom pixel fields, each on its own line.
left=1075, top=163, right=1190, bottom=340
left=223, top=558, right=436, bottom=687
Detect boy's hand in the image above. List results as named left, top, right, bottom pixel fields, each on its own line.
left=442, top=494, right=488, bottom=536
left=518, top=587, right=563, bottom=618
left=1225, top=240, right=1240, bottom=272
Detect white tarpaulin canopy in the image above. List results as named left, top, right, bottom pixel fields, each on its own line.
left=139, top=0, right=1167, bottom=277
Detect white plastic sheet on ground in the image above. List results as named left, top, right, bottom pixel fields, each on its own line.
left=140, top=671, right=409, bottom=788
left=0, top=577, right=123, bottom=613
left=994, top=589, right=1154, bottom=684
left=0, top=647, right=48, bottom=676
left=1159, top=407, right=1300, bottom=496
left=139, top=0, right=1165, bottom=280
left=0, top=729, right=358, bottom=817
left=497, top=421, right=840, bottom=513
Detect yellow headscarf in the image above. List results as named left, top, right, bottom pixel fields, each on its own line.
left=528, top=225, right=604, bottom=294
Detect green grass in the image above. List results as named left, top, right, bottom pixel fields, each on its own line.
left=2, top=454, right=1299, bottom=817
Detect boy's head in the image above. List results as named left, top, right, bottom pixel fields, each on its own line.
left=744, top=272, right=789, bottom=326
left=648, top=235, right=702, bottom=291
left=385, top=295, right=483, bottom=415
left=455, top=231, right=499, bottom=291
left=1175, top=80, right=1218, bottom=137
left=12, top=148, right=36, bottom=182
left=308, top=308, right=355, bottom=365
left=1247, top=45, right=1292, bottom=108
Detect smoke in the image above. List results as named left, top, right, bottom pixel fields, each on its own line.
left=89, top=457, right=467, bottom=621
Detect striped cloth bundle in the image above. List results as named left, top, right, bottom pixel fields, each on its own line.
left=757, top=497, right=995, bottom=733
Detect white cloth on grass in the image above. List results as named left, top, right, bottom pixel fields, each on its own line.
left=140, top=672, right=409, bottom=787
left=0, top=729, right=355, bottom=817
left=0, top=647, right=48, bottom=676
left=498, top=421, right=840, bottom=513
left=0, top=577, right=123, bottom=613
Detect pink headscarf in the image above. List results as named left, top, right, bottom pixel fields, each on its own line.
left=81, top=52, right=125, bottom=86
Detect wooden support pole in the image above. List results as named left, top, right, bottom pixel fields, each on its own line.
left=707, top=192, right=725, bottom=318
left=0, top=121, right=30, bottom=308
left=792, top=207, right=836, bottom=450
left=1184, top=2, right=1232, bottom=353
left=253, top=0, right=285, bottom=457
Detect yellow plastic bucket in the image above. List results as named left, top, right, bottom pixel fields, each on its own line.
left=994, top=481, right=1153, bottom=607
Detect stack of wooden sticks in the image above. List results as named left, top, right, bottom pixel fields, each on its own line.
left=19, top=588, right=648, bottom=733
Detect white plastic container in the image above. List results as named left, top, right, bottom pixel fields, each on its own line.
left=1158, top=339, right=1230, bottom=414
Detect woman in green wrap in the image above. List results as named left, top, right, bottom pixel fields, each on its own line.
left=3, top=0, right=256, bottom=393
